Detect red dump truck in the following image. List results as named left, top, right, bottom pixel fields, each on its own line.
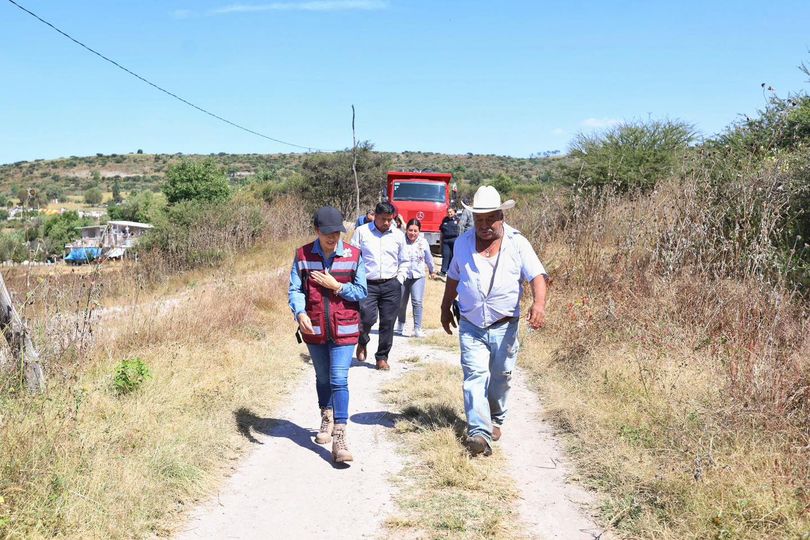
left=386, top=171, right=453, bottom=252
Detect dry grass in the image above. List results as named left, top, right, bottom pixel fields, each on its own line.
left=509, top=163, right=810, bottom=539
left=0, top=237, right=310, bottom=538
left=380, top=362, right=521, bottom=539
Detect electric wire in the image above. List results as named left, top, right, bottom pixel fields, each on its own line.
left=6, top=0, right=327, bottom=152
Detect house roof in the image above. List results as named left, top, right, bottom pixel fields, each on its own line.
left=108, top=220, right=153, bottom=229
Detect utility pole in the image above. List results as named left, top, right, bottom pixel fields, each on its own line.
left=352, top=105, right=359, bottom=218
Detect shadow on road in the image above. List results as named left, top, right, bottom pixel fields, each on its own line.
left=351, top=358, right=377, bottom=369
left=234, top=407, right=347, bottom=468
left=350, top=410, right=402, bottom=428
left=400, top=403, right=467, bottom=438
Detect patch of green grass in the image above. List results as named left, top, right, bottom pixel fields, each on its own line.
left=113, top=357, right=152, bottom=395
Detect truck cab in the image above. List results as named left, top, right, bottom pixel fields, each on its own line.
left=386, top=171, right=452, bottom=253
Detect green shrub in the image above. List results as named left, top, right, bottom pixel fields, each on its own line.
left=490, top=172, right=515, bottom=195
left=43, top=211, right=92, bottom=257
left=107, top=191, right=167, bottom=223
left=83, top=187, right=103, bottom=205
left=113, top=358, right=152, bottom=395
left=569, top=119, right=696, bottom=191
left=299, top=141, right=390, bottom=217
left=162, top=159, right=231, bottom=205
left=138, top=197, right=270, bottom=271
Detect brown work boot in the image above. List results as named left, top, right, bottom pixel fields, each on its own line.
left=315, top=408, right=334, bottom=444
left=355, top=343, right=367, bottom=362
left=492, top=425, right=502, bottom=442
left=376, top=358, right=390, bottom=371
left=332, top=424, right=353, bottom=463
left=466, top=435, right=492, bottom=457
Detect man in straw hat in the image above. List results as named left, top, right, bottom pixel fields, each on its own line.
left=439, top=185, right=548, bottom=456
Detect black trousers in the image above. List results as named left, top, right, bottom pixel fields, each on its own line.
left=359, top=278, right=402, bottom=361
left=441, top=238, right=456, bottom=274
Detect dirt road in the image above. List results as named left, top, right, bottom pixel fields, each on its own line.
left=175, top=330, right=607, bottom=539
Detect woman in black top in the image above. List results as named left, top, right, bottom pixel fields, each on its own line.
left=439, top=207, right=461, bottom=276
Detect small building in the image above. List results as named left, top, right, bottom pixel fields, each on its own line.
left=65, top=220, right=153, bottom=263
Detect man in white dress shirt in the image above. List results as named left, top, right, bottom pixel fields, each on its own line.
left=350, top=201, right=407, bottom=370
left=439, top=186, right=548, bottom=456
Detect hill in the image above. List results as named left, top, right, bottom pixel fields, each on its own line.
left=0, top=150, right=569, bottom=203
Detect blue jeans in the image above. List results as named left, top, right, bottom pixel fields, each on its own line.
left=397, top=276, right=426, bottom=329
left=458, top=317, right=520, bottom=442
left=306, top=342, right=354, bottom=424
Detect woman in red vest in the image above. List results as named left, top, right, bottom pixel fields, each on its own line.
left=288, top=207, right=368, bottom=463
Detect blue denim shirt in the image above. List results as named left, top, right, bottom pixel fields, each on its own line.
left=288, top=239, right=368, bottom=319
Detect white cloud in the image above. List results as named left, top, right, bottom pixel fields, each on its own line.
left=171, top=9, right=194, bottom=19
left=580, top=117, right=621, bottom=129
left=210, top=1, right=388, bottom=14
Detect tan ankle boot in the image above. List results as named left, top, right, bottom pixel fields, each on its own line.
left=315, top=408, right=334, bottom=444
left=332, top=424, right=353, bottom=463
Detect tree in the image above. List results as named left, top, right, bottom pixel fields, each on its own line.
left=84, top=187, right=103, bottom=205
left=569, top=119, right=695, bottom=191
left=43, top=211, right=89, bottom=257
left=300, top=141, right=390, bottom=218
left=107, top=191, right=166, bottom=223
left=44, top=185, right=63, bottom=202
left=490, top=173, right=515, bottom=195
left=112, top=178, right=123, bottom=203
left=162, top=159, right=231, bottom=205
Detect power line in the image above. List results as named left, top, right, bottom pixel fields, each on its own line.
left=6, top=0, right=327, bottom=152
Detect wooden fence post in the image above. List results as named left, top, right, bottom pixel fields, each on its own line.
left=0, top=272, right=45, bottom=392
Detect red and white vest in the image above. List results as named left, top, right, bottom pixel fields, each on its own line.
left=296, top=242, right=362, bottom=346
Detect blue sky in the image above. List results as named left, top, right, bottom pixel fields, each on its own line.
left=1, top=0, right=808, bottom=164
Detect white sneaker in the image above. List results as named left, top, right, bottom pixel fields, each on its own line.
left=413, top=328, right=426, bottom=338
left=394, top=323, right=404, bottom=336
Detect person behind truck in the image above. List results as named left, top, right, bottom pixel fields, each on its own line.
left=438, top=207, right=461, bottom=277
left=395, top=218, right=436, bottom=338
left=288, top=206, right=368, bottom=463
left=458, top=200, right=474, bottom=234
left=355, top=209, right=374, bottom=228
left=350, top=201, right=407, bottom=371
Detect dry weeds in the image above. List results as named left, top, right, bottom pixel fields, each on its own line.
left=0, top=234, right=309, bottom=538
left=509, top=158, right=809, bottom=538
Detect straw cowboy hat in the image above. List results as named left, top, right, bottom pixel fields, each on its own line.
left=461, top=185, right=516, bottom=214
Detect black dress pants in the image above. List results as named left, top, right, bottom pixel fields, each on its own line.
left=359, top=278, right=402, bottom=361
left=441, top=238, right=456, bottom=274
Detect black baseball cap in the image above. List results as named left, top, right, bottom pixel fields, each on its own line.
left=313, top=206, right=346, bottom=234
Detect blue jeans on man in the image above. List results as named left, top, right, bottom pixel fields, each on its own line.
left=306, top=342, right=354, bottom=424
left=458, top=317, right=519, bottom=443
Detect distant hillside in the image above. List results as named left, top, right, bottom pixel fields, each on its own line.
left=0, top=150, right=569, bottom=201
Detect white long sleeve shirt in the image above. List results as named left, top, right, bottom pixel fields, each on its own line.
left=350, top=222, right=408, bottom=282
